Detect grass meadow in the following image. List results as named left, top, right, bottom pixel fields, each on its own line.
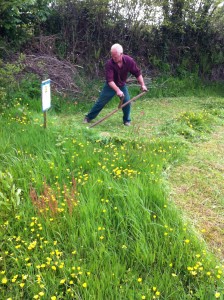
left=0, top=78, right=224, bottom=300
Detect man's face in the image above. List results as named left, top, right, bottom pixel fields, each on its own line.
left=111, top=50, right=123, bottom=63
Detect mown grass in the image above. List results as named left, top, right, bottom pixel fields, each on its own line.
left=0, top=79, right=224, bottom=300
left=168, top=125, right=224, bottom=259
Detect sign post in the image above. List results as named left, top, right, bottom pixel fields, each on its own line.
left=41, top=79, right=51, bottom=129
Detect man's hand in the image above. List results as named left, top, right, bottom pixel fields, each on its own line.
left=116, top=90, right=124, bottom=98
left=137, top=75, right=148, bottom=92
left=108, top=81, right=124, bottom=98
left=141, top=85, right=148, bottom=92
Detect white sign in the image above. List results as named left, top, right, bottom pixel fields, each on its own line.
left=41, top=79, right=51, bottom=112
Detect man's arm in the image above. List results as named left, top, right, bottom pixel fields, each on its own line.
left=108, top=81, right=124, bottom=98
left=137, top=75, right=148, bottom=91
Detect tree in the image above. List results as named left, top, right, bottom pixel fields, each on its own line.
left=0, top=0, right=51, bottom=48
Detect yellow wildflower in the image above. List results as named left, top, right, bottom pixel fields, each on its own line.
left=2, top=277, right=8, bottom=284
left=60, top=279, right=66, bottom=284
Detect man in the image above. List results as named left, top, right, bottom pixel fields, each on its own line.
left=84, top=43, right=147, bottom=126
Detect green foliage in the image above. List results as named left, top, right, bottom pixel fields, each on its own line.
left=0, top=60, right=41, bottom=113
left=0, top=171, right=22, bottom=219
left=177, top=111, right=215, bottom=131
left=0, top=87, right=6, bottom=103
left=0, top=98, right=33, bottom=128
left=11, top=74, right=42, bottom=110
left=0, top=58, right=23, bottom=90
left=0, top=0, right=223, bottom=79
left=0, top=58, right=25, bottom=111
left=148, top=75, right=224, bottom=98
left=0, top=0, right=51, bottom=48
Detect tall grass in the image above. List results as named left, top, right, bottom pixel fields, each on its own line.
left=1, top=93, right=223, bottom=300
left=147, top=75, right=224, bottom=98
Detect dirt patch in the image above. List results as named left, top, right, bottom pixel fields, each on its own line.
left=169, top=126, right=224, bottom=260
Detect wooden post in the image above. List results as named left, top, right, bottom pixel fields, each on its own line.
left=44, top=111, right=47, bottom=129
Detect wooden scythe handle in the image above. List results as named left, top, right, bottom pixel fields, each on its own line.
left=89, top=91, right=146, bottom=128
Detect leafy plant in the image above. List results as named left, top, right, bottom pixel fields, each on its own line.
left=0, top=55, right=26, bottom=110
left=0, top=59, right=22, bottom=91
left=0, top=171, right=22, bottom=218
left=0, top=87, right=6, bottom=103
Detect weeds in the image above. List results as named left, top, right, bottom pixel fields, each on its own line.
left=0, top=171, right=22, bottom=219
left=161, top=110, right=217, bottom=141
left=30, top=178, right=78, bottom=217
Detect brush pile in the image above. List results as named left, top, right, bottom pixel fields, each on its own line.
left=23, top=54, right=81, bottom=95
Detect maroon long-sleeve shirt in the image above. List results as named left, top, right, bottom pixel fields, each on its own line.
left=105, top=54, right=141, bottom=87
